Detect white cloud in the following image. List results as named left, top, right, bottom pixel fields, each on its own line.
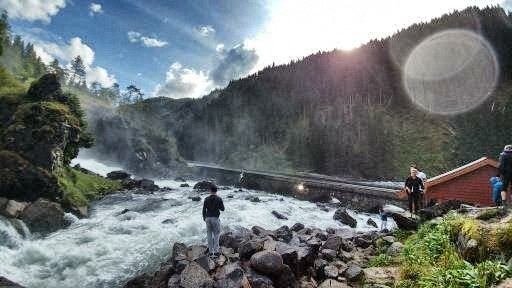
left=211, top=43, right=258, bottom=85
left=215, top=43, right=225, bottom=52
left=89, top=3, right=103, bottom=16
left=0, top=0, right=66, bottom=23
left=86, top=66, right=117, bottom=87
left=196, top=25, right=215, bottom=37
left=153, top=62, right=212, bottom=99
left=127, top=31, right=168, bottom=47
left=32, top=36, right=116, bottom=87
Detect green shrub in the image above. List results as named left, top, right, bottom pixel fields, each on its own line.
left=495, top=221, right=512, bottom=258
left=368, top=253, right=394, bottom=267
left=476, top=208, right=508, bottom=221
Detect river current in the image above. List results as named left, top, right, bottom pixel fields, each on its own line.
left=0, top=157, right=393, bottom=288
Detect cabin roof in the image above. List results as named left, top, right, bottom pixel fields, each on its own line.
left=426, top=157, right=499, bottom=188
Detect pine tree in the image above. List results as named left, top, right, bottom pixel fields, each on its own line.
left=69, top=56, right=86, bottom=87
left=48, top=59, right=66, bottom=82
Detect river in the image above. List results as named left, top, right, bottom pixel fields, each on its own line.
left=0, top=157, right=392, bottom=288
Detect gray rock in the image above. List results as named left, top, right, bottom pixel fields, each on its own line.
left=187, top=245, right=207, bottom=261
left=20, top=199, right=68, bottom=234
left=0, top=277, right=25, bottom=288
left=320, top=249, right=337, bottom=261
left=322, top=235, right=343, bottom=251
left=318, top=279, right=349, bottom=288
left=250, top=251, right=284, bottom=276
left=272, top=264, right=297, bottom=288
left=271, top=210, right=288, bottom=220
left=354, top=237, right=372, bottom=249
left=324, top=265, right=339, bottom=278
left=333, top=209, right=357, bottom=228
left=239, top=239, right=264, bottom=260
left=343, top=265, right=364, bottom=282
left=387, top=242, right=404, bottom=257
left=195, top=255, right=216, bottom=272
left=390, top=212, right=418, bottom=230
left=180, top=262, right=214, bottom=288
left=367, top=218, right=378, bottom=228
left=167, top=274, right=180, bottom=288
left=193, top=181, right=216, bottom=191
left=274, top=225, right=292, bottom=242
left=107, top=170, right=131, bottom=180
left=189, top=196, right=201, bottom=201
left=381, top=236, right=396, bottom=244
left=291, top=223, right=305, bottom=232
left=180, top=183, right=190, bottom=187
left=2, top=200, right=28, bottom=218
left=248, top=273, right=274, bottom=288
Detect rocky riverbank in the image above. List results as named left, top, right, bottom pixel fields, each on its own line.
left=122, top=223, right=401, bottom=288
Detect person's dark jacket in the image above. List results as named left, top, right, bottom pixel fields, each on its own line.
left=499, top=151, right=512, bottom=177
left=405, top=176, right=424, bottom=194
left=202, top=195, right=225, bottom=219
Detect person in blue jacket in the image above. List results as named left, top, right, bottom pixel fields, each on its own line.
left=490, top=175, right=503, bottom=206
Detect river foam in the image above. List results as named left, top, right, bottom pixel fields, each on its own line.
left=0, top=158, right=393, bottom=288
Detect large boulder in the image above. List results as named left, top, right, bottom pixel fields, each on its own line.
left=0, top=277, right=26, bottom=288
left=239, top=239, right=264, bottom=260
left=0, top=151, right=62, bottom=202
left=418, top=199, right=465, bottom=220
left=180, top=262, right=214, bottom=288
left=193, top=181, right=216, bottom=191
left=274, top=225, right=292, bottom=242
left=390, top=212, right=419, bottom=230
left=20, top=198, right=69, bottom=234
left=1, top=199, right=28, bottom=218
left=363, top=267, right=399, bottom=287
left=333, top=208, right=357, bottom=228
left=250, top=251, right=284, bottom=276
left=271, top=210, right=288, bottom=220
left=318, top=279, right=349, bottom=288
left=387, top=242, right=404, bottom=257
left=321, top=235, right=343, bottom=251
left=272, top=264, right=297, bottom=288
left=343, top=264, right=364, bottom=282
left=107, top=170, right=131, bottom=180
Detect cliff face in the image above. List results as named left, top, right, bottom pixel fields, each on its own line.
left=92, top=7, right=512, bottom=179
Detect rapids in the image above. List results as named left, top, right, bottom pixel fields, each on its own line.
left=0, top=157, right=393, bottom=288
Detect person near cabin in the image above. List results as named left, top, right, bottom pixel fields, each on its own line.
left=411, top=165, right=427, bottom=208
left=202, top=184, right=225, bottom=257
left=490, top=174, right=503, bottom=206
left=498, top=144, right=512, bottom=206
left=404, top=168, right=424, bottom=215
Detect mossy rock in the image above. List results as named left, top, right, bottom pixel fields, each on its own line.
left=0, top=150, right=62, bottom=202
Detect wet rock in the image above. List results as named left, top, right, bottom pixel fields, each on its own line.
left=275, top=225, right=293, bottom=242
left=180, top=183, right=190, bottom=187
left=167, top=274, right=180, bottom=288
left=239, top=239, right=264, bottom=260
left=189, top=196, right=201, bottom=201
left=107, top=170, right=131, bottom=180
left=366, top=218, right=378, bottom=228
left=227, top=194, right=234, bottom=198
left=250, top=251, right=284, bottom=276
left=333, top=209, right=357, bottom=228
left=171, top=242, right=188, bottom=262
left=324, top=265, right=339, bottom=279
left=123, top=274, right=150, bottom=288
left=275, top=242, right=298, bottom=274
left=290, top=223, right=305, bottom=232
left=0, top=277, right=25, bottom=288
left=20, top=198, right=68, bottom=234
left=271, top=210, right=288, bottom=220
left=252, top=226, right=274, bottom=237
left=162, top=218, right=176, bottom=224
left=363, top=267, right=399, bottom=287
left=248, top=272, right=274, bottom=288
left=343, top=265, right=364, bottom=282
left=119, top=208, right=130, bottom=215
left=246, top=196, right=261, bottom=203
left=1, top=200, right=28, bottom=218
left=193, top=181, right=216, bottom=191
left=387, top=242, right=404, bottom=257
left=180, top=262, right=214, bottom=288
left=174, top=177, right=186, bottom=182
left=0, top=197, right=7, bottom=210
left=220, top=228, right=253, bottom=251
left=139, top=179, right=159, bottom=191
left=318, top=279, right=349, bottom=288
left=326, top=227, right=336, bottom=234
left=390, top=212, right=418, bottom=230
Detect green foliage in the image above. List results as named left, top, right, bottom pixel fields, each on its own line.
left=495, top=221, right=512, bottom=258
left=392, top=229, right=414, bottom=242
left=368, top=253, right=394, bottom=267
left=56, top=167, right=121, bottom=207
left=476, top=207, right=508, bottom=221
left=398, top=215, right=512, bottom=287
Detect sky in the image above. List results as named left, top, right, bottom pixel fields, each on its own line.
left=0, top=0, right=511, bottom=99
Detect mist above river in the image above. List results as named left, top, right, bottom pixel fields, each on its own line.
left=0, top=158, right=392, bottom=288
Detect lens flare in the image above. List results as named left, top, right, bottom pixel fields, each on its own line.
left=403, top=29, right=498, bottom=115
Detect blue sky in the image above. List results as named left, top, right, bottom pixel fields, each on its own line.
left=1, top=0, right=511, bottom=98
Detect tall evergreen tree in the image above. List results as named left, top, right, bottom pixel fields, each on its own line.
left=69, top=56, right=86, bottom=87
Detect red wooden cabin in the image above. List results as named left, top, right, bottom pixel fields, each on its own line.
left=425, top=157, right=500, bottom=207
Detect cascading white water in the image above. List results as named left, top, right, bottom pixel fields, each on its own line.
left=0, top=157, right=392, bottom=288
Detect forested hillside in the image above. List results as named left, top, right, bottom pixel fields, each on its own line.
left=101, top=6, right=512, bottom=179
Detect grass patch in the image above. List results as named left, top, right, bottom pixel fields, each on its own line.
left=56, top=167, right=121, bottom=207
left=368, top=253, right=395, bottom=267
left=397, top=215, right=512, bottom=287
left=476, top=208, right=508, bottom=221
left=393, top=229, right=414, bottom=242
